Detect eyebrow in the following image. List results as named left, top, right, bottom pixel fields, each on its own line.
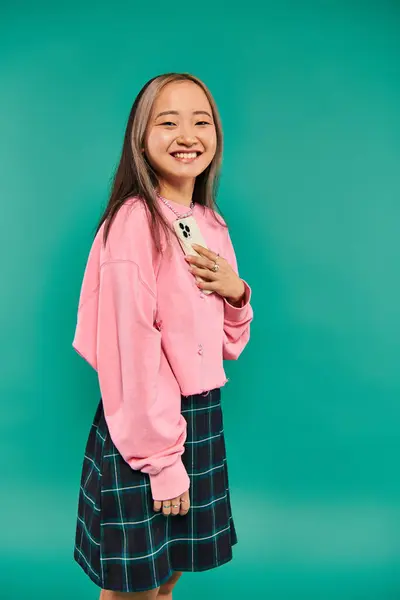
left=155, top=110, right=213, bottom=119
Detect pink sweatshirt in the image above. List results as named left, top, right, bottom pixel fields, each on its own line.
left=72, top=195, right=253, bottom=501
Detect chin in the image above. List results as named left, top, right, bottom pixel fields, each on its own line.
left=160, top=165, right=207, bottom=180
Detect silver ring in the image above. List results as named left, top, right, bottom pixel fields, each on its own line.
left=163, top=503, right=171, bottom=508
left=172, top=503, right=180, bottom=508
left=211, top=253, right=220, bottom=273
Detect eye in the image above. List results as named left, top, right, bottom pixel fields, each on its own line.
left=160, top=121, right=177, bottom=127
left=196, top=121, right=211, bottom=126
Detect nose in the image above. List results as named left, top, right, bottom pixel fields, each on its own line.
left=176, top=134, right=197, bottom=146
left=176, top=120, right=198, bottom=145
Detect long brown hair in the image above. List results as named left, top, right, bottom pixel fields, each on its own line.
left=95, top=72, right=226, bottom=252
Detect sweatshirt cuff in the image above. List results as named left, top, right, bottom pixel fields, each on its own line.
left=149, top=458, right=191, bottom=501
left=224, top=280, right=252, bottom=322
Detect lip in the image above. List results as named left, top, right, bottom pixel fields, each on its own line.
left=169, top=151, right=203, bottom=163
left=169, top=150, right=203, bottom=156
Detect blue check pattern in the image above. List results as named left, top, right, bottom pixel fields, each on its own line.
left=73, top=388, right=238, bottom=593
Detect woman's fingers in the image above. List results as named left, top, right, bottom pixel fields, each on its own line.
left=153, top=490, right=191, bottom=516
left=191, top=244, right=218, bottom=262
left=153, top=499, right=172, bottom=515
left=162, top=501, right=171, bottom=516
left=189, top=265, right=216, bottom=280
left=154, top=499, right=179, bottom=516
left=153, top=500, right=162, bottom=512
left=179, top=491, right=191, bottom=516
left=185, top=255, right=215, bottom=270
left=170, top=497, right=181, bottom=516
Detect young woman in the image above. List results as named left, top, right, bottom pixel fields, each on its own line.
left=72, top=72, right=253, bottom=599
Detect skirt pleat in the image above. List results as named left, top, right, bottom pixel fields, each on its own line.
left=73, top=388, right=238, bottom=592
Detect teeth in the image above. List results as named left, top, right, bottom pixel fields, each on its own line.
left=173, top=152, right=198, bottom=159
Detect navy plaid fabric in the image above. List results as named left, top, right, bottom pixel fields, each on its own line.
left=73, top=388, right=238, bottom=593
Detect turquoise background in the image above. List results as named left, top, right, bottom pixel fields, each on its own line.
left=1, top=1, right=400, bottom=598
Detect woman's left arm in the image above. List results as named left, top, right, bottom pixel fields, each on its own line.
left=219, top=228, right=253, bottom=360
left=187, top=229, right=253, bottom=360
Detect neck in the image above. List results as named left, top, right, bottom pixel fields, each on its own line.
left=157, top=179, right=195, bottom=207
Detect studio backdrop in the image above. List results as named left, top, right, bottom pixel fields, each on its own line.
left=1, top=1, right=400, bottom=599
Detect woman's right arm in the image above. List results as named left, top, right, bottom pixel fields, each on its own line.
left=95, top=259, right=190, bottom=501
left=72, top=204, right=190, bottom=502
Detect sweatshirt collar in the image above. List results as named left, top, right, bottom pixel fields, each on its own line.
left=156, top=195, right=196, bottom=222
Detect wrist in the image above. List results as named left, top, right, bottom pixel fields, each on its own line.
left=226, top=280, right=246, bottom=306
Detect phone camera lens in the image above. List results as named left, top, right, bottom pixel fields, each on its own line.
left=179, top=223, right=185, bottom=230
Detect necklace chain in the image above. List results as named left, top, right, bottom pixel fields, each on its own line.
left=156, top=192, right=194, bottom=219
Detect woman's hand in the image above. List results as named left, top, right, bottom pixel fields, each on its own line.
left=185, top=244, right=245, bottom=305
left=153, top=489, right=191, bottom=517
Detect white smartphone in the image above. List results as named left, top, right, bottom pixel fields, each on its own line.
left=172, top=215, right=213, bottom=295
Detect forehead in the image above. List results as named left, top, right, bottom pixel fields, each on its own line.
left=152, top=80, right=212, bottom=114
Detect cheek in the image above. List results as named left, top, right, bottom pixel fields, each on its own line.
left=205, top=130, right=217, bottom=155
left=146, top=130, right=174, bottom=158
left=202, top=132, right=218, bottom=163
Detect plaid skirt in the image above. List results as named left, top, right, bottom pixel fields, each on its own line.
left=73, top=387, right=238, bottom=593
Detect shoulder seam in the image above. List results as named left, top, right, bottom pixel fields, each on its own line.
left=100, top=259, right=156, bottom=300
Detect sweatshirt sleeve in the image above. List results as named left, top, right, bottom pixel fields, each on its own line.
left=95, top=259, right=190, bottom=501
left=222, top=228, right=254, bottom=360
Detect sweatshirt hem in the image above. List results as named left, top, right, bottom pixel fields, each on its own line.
left=179, top=378, right=228, bottom=397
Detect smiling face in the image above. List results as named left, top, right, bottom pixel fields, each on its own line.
left=144, top=80, right=218, bottom=189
